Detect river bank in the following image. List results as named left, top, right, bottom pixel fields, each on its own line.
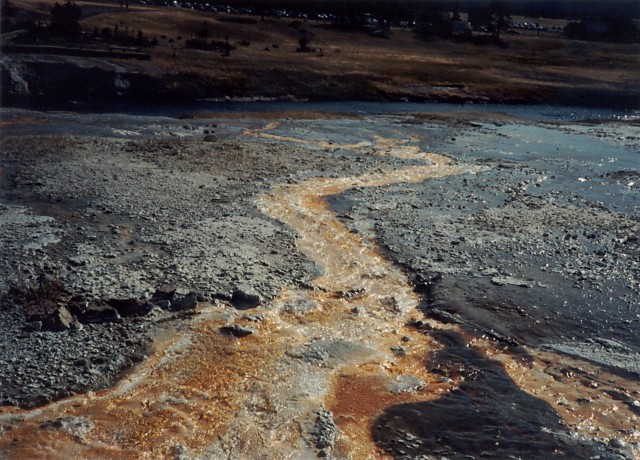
left=3, top=0, right=640, bottom=112
left=0, top=106, right=638, bottom=458
left=2, top=50, right=640, bottom=111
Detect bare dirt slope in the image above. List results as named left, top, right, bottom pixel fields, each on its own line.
left=3, top=0, right=639, bottom=107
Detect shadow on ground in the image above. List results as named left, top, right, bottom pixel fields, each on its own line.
left=372, top=329, right=618, bottom=459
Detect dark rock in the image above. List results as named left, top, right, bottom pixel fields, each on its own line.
left=171, top=292, right=198, bottom=311
left=69, top=301, right=121, bottom=324
left=81, top=303, right=121, bottom=323
left=428, top=308, right=463, bottom=325
left=220, top=324, right=255, bottom=337
left=151, top=285, right=177, bottom=302
left=310, top=408, right=337, bottom=450
left=153, top=299, right=171, bottom=309
left=231, top=285, right=262, bottom=309
left=242, top=314, right=265, bottom=322
left=23, top=320, right=43, bottom=332
left=210, top=290, right=232, bottom=302
left=107, top=298, right=152, bottom=317
left=203, top=135, right=218, bottom=142
left=391, top=346, right=407, bottom=356
left=412, top=273, right=442, bottom=295
left=24, top=300, right=78, bottom=331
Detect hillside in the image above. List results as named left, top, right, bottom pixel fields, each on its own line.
left=2, top=0, right=639, bottom=108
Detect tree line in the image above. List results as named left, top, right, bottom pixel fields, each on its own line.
left=210, top=0, right=638, bottom=23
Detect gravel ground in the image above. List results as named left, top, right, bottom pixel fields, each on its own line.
left=331, top=118, right=640, bottom=365
left=0, top=115, right=385, bottom=408
left=0, top=110, right=637, bottom=459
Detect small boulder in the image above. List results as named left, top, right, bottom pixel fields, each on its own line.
left=171, top=292, right=198, bottom=311
left=231, top=285, right=262, bottom=309
left=220, top=324, right=254, bottom=337
left=80, top=303, right=122, bottom=323
left=54, top=306, right=81, bottom=330
left=151, top=285, right=177, bottom=303
left=68, top=300, right=121, bottom=323
left=154, top=299, right=171, bottom=309
left=24, top=300, right=79, bottom=331
left=107, top=298, right=152, bottom=317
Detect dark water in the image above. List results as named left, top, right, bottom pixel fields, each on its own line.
left=373, top=330, right=621, bottom=459
left=159, top=100, right=639, bottom=122
left=3, top=100, right=640, bottom=122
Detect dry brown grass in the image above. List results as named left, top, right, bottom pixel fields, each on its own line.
left=12, top=0, right=640, bottom=107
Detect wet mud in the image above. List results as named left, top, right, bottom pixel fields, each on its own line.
left=373, top=330, right=620, bottom=459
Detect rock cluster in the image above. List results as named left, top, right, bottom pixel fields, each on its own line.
left=0, top=114, right=380, bottom=409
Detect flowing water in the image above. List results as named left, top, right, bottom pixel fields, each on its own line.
left=0, top=127, right=475, bottom=458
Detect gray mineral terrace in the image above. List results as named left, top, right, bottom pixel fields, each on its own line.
left=0, top=107, right=638, bottom=459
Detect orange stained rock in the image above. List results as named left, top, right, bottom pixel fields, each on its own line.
left=0, top=315, right=288, bottom=459
left=327, top=346, right=460, bottom=460
left=329, top=371, right=416, bottom=460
